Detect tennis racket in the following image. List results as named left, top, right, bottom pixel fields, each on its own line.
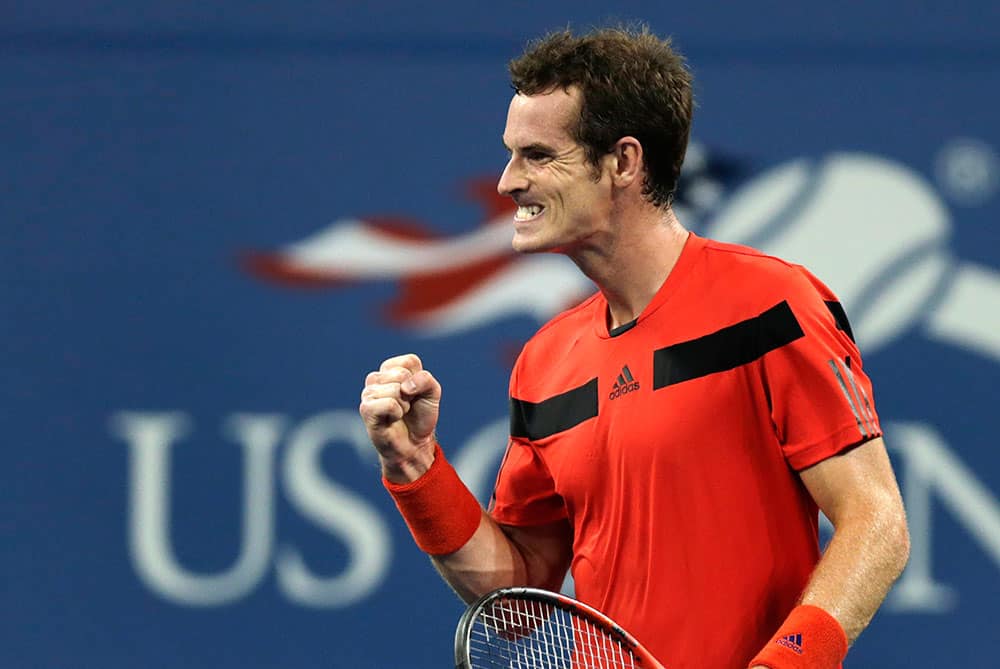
left=454, top=587, right=667, bottom=669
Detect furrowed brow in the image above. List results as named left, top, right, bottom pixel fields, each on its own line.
left=511, top=142, right=557, bottom=156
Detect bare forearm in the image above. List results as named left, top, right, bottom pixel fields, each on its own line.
left=787, top=438, right=911, bottom=645
left=748, top=502, right=909, bottom=669
left=430, top=512, right=529, bottom=603
left=800, top=503, right=910, bottom=642
left=430, top=513, right=574, bottom=605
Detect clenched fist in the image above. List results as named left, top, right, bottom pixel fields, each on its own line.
left=359, top=353, right=441, bottom=483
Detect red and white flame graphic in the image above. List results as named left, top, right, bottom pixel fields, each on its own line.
left=242, top=177, right=593, bottom=335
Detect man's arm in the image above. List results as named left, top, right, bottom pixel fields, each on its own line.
left=796, top=436, right=910, bottom=640
left=431, top=513, right=573, bottom=603
left=360, top=353, right=573, bottom=603
left=749, top=436, right=909, bottom=668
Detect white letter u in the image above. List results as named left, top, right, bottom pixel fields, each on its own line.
left=111, top=412, right=282, bottom=606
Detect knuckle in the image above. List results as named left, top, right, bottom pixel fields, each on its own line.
left=381, top=353, right=422, bottom=372
left=377, top=353, right=428, bottom=380
left=379, top=354, right=406, bottom=372
left=391, top=368, right=413, bottom=383
left=367, top=382, right=397, bottom=397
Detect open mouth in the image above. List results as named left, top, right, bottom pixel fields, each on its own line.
left=514, top=204, right=545, bottom=221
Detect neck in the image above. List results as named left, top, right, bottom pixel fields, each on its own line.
left=569, top=207, right=689, bottom=331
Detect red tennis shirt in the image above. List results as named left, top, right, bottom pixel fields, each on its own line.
left=490, top=232, right=880, bottom=668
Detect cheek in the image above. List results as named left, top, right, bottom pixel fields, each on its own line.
left=565, top=184, right=603, bottom=214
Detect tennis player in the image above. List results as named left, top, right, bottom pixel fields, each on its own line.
left=360, top=25, right=909, bottom=669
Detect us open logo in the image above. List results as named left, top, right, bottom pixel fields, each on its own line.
left=120, top=144, right=998, bottom=611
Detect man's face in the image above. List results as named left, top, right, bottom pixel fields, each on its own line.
left=498, top=87, right=613, bottom=254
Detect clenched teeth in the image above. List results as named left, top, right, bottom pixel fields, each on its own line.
left=515, top=204, right=544, bottom=220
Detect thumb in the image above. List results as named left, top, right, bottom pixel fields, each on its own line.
left=400, top=370, right=441, bottom=444
left=401, top=370, right=441, bottom=402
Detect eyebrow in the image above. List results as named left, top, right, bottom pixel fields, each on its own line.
left=502, top=141, right=558, bottom=155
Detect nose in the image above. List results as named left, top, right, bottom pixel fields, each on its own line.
left=497, top=157, right=528, bottom=197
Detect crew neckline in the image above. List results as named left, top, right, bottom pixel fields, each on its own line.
left=592, top=231, right=706, bottom=339
left=608, top=318, right=638, bottom=337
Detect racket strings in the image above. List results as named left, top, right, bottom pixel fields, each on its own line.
left=467, top=597, right=640, bottom=668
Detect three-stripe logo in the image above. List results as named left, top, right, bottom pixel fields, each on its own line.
left=827, top=357, right=880, bottom=437
left=776, top=633, right=804, bottom=654
left=609, top=364, right=640, bottom=400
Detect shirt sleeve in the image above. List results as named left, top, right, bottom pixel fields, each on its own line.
left=761, top=267, right=882, bottom=471
left=488, top=357, right=568, bottom=526
left=489, top=437, right=568, bottom=526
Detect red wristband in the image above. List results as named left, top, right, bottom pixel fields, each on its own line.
left=383, top=442, right=482, bottom=555
left=749, top=605, right=848, bottom=669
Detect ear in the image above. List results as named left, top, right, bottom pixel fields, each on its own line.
left=606, top=136, right=644, bottom=188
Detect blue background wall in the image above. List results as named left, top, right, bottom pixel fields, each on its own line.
left=3, top=2, right=999, bottom=667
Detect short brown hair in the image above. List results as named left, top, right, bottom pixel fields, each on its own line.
left=509, top=25, right=694, bottom=208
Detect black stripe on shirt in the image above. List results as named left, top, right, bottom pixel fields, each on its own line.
left=653, top=300, right=804, bottom=389
left=824, top=300, right=856, bottom=343
left=510, top=377, right=599, bottom=440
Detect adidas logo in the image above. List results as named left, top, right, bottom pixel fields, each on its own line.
left=608, top=365, right=640, bottom=400
left=776, top=633, right=803, bottom=655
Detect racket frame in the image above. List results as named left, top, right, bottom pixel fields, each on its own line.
left=454, top=586, right=666, bottom=669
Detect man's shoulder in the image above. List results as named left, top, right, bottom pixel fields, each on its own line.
left=701, top=237, right=796, bottom=275
left=532, top=290, right=602, bottom=337
left=699, top=236, right=832, bottom=299
left=510, top=291, right=601, bottom=383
